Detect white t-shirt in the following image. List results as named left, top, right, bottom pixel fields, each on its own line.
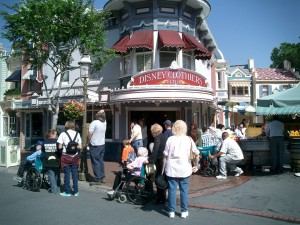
left=163, top=135, right=199, bottom=178
left=57, top=129, right=82, bottom=153
left=220, top=137, right=244, bottom=160
left=89, top=120, right=107, bottom=146
left=131, top=124, right=142, bottom=141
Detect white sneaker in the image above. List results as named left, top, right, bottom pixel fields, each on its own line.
left=169, top=212, right=175, bottom=218
left=181, top=211, right=189, bottom=218
left=13, top=175, right=23, bottom=182
left=235, top=170, right=244, bottom=177
left=216, top=175, right=227, bottom=179
left=107, top=190, right=115, bottom=195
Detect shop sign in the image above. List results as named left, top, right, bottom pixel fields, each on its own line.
left=129, top=69, right=207, bottom=87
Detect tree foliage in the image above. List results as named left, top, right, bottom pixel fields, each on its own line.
left=0, top=0, right=115, bottom=128
left=270, top=42, right=300, bottom=71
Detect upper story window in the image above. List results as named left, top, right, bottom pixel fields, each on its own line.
left=160, top=47, right=177, bottom=68
left=160, top=7, right=175, bottom=14
left=62, top=71, right=69, bottom=83
left=136, top=7, right=150, bottom=15
left=123, top=54, right=130, bottom=75
left=262, top=85, right=269, bottom=96
left=122, top=13, right=128, bottom=20
left=136, top=49, right=152, bottom=72
left=183, top=11, right=192, bottom=19
left=183, top=52, right=192, bottom=70
left=217, top=71, right=226, bottom=89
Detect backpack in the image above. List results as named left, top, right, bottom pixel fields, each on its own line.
left=64, top=131, right=79, bottom=155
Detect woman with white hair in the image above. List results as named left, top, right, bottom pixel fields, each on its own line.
left=162, top=120, right=200, bottom=219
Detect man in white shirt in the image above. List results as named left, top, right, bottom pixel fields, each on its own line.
left=209, top=132, right=244, bottom=179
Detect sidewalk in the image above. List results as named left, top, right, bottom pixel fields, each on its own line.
left=2, top=161, right=300, bottom=224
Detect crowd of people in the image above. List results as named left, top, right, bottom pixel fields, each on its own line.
left=13, top=115, right=251, bottom=218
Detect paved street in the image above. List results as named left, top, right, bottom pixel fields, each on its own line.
left=1, top=164, right=299, bottom=225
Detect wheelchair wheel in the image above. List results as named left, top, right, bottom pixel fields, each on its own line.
left=210, top=165, right=217, bottom=172
left=25, top=167, right=42, bottom=192
left=118, top=194, right=127, bottom=204
left=204, top=168, right=214, bottom=177
left=42, top=173, right=51, bottom=190
left=126, top=176, right=153, bottom=205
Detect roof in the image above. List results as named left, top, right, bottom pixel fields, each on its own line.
left=256, top=68, right=298, bottom=81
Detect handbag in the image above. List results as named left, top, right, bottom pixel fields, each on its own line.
left=190, top=137, right=196, bottom=160
left=155, top=174, right=168, bottom=189
left=145, top=163, right=156, bottom=176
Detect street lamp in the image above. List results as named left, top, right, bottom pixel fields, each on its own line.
left=78, top=53, right=91, bottom=180
left=79, top=53, right=91, bottom=147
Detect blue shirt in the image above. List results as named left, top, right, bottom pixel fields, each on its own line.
left=26, top=150, right=42, bottom=165
left=265, top=120, right=284, bottom=137
left=164, top=129, right=173, bottom=138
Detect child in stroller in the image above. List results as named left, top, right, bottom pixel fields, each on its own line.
left=107, top=147, right=153, bottom=204
left=197, top=146, right=217, bottom=176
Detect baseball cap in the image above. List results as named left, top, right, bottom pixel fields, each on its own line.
left=163, top=120, right=172, bottom=126
left=36, top=140, right=43, bottom=146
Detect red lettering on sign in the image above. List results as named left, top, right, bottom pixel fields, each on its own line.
left=129, top=69, right=207, bottom=87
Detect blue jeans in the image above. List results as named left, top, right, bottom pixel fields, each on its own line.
left=167, top=176, right=190, bottom=213
left=63, top=164, right=78, bottom=194
left=46, top=168, right=60, bottom=194
left=90, top=144, right=105, bottom=181
left=131, top=139, right=143, bottom=154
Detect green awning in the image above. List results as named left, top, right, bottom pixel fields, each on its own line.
left=256, top=83, right=300, bottom=115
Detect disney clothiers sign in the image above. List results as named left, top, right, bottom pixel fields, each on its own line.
left=129, top=69, right=207, bottom=87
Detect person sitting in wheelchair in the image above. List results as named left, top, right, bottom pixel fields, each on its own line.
left=13, top=140, right=44, bottom=182
left=108, top=147, right=148, bottom=195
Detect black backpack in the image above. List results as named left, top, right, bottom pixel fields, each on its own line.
left=65, top=131, right=79, bottom=155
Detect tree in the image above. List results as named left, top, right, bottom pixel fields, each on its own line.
left=0, top=0, right=115, bottom=128
left=270, top=42, right=300, bottom=71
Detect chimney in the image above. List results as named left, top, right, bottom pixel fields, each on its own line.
left=248, top=59, right=255, bottom=72
left=283, top=60, right=291, bottom=70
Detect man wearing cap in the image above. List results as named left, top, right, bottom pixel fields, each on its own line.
left=163, top=120, right=173, bottom=138
left=13, top=140, right=44, bottom=182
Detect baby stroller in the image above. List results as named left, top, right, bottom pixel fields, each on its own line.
left=107, top=164, right=153, bottom=205
left=197, top=146, right=217, bottom=177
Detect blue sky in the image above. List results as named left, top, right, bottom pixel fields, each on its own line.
left=1, top=0, right=299, bottom=68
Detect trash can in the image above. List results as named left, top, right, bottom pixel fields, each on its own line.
left=0, top=137, right=20, bottom=168
left=290, top=137, right=300, bottom=172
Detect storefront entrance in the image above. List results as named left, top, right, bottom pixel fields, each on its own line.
left=129, top=110, right=178, bottom=145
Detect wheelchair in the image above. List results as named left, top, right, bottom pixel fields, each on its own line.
left=22, top=155, right=50, bottom=192
left=107, top=165, right=154, bottom=205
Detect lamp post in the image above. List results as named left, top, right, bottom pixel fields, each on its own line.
left=78, top=53, right=91, bottom=180
left=79, top=53, right=91, bottom=146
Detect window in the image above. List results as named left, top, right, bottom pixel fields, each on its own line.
left=136, top=51, right=152, bottom=72
left=160, top=47, right=177, bottom=68
left=245, top=87, right=249, bottom=95
left=160, top=7, right=175, bottom=14
left=282, top=85, right=289, bottom=91
left=262, top=85, right=269, bottom=96
left=123, top=55, right=130, bottom=75
left=231, top=87, right=236, bottom=95
left=136, top=7, right=150, bottom=15
left=183, top=52, right=192, bottom=70
left=236, top=72, right=242, bottom=77
left=237, top=87, right=243, bottom=95
left=183, top=11, right=192, bottom=19
left=62, top=71, right=69, bottom=83
left=217, top=71, right=225, bottom=89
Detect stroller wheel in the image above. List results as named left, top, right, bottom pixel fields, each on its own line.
left=210, top=165, right=217, bottom=172
left=118, top=194, right=127, bottom=204
left=204, top=168, right=214, bottom=177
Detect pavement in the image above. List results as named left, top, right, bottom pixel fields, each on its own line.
left=2, top=161, right=300, bottom=224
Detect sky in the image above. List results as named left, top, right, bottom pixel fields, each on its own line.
left=1, top=0, right=299, bottom=69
